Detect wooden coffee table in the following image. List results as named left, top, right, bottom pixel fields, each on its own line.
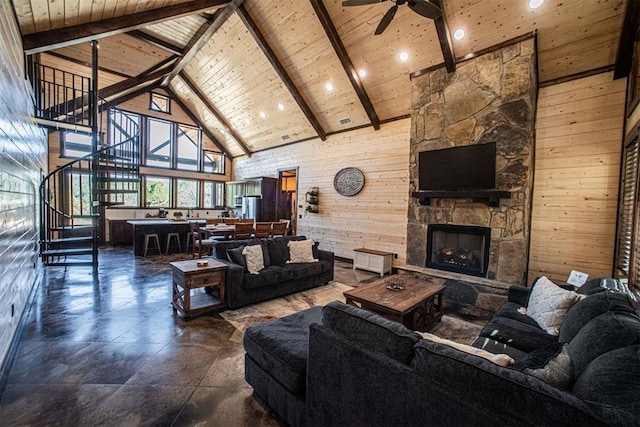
left=170, top=259, right=227, bottom=319
left=343, top=275, right=445, bottom=331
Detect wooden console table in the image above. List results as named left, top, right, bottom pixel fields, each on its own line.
left=353, top=248, right=393, bottom=277
left=170, top=259, right=227, bottom=319
left=343, top=275, right=445, bottom=331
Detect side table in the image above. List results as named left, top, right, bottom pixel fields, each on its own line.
left=170, top=259, right=227, bottom=319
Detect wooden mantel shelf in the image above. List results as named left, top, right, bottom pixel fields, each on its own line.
left=411, top=190, right=512, bottom=207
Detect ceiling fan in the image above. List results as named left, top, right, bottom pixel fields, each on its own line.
left=342, top=0, right=443, bottom=35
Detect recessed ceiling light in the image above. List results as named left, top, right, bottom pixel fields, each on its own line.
left=358, top=69, right=367, bottom=78
left=259, top=111, right=266, bottom=119
left=529, top=0, right=544, bottom=9
left=277, top=103, right=284, bottom=111
left=325, top=82, right=334, bottom=91
left=399, top=51, right=409, bottom=62
left=453, top=28, right=465, bottom=40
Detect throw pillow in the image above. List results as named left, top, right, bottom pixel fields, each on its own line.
left=226, top=246, right=246, bottom=270
left=419, top=332, right=515, bottom=367
left=527, top=276, right=584, bottom=335
left=287, top=239, right=318, bottom=263
left=242, top=244, right=264, bottom=274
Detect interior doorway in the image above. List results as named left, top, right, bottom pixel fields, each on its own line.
left=277, top=168, right=298, bottom=235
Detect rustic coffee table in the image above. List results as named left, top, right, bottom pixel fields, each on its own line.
left=343, top=275, right=445, bottom=331
left=170, top=259, right=227, bottom=319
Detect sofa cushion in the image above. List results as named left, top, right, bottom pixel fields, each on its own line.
left=285, top=262, right=327, bottom=280
left=559, top=291, right=636, bottom=343
left=321, top=301, right=422, bottom=365
left=471, top=336, right=529, bottom=362
left=243, top=306, right=323, bottom=395
left=479, top=315, right=558, bottom=353
left=572, top=345, right=640, bottom=426
left=568, top=311, right=640, bottom=377
left=268, top=236, right=306, bottom=265
left=527, top=276, right=583, bottom=335
left=243, top=266, right=294, bottom=289
left=494, top=302, right=541, bottom=327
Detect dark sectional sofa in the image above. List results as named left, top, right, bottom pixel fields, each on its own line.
left=212, top=235, right=334, bottom=309
left=243, top=277, right=640, bottom=426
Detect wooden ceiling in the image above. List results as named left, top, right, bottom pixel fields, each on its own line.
left=12, top=0, right=628, bottom=158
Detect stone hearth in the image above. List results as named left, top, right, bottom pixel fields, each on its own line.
left=407, top=37, right=537, bottom=286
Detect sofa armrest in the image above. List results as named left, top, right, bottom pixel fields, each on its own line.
left=318, top=249, right=334, bottom=281
left=508, top=285, right=531, bottom=306
left=211, top=258, right=245, bottom=307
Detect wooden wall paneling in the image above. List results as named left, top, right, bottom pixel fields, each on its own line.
left=40, top=53, right=127, bottom=88
left=0, top=1, right=47, bottom=369
left=144, top=14, right=209, bottom=48
left=528, top=72, right=626, bottom=284
left=234, top=118, right=411, bottom=263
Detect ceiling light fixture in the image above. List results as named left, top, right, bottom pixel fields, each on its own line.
left=358, top=69, right=367, bottom=78
left=399, top=51, right=409, bottom=62
left=278, top=103, right=284, bottom=111
left=453, top=28, right=465, bottom=40
left=259, top=111, right=266, bottom=119
left=529, top=0, right=544, bottom=9
left=325, top=82, right=334, bottom=91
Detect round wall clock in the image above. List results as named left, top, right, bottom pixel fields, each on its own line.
left=334, top=167, right=365, bottom=196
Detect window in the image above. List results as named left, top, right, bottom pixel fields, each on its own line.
left=67, top=170, right=93, bottom=224
left=107, top=180, right=139, bottom=207
left=616, top=137, right=638, bottom=277
left=176, top=179, right=199, bottom=207
left=146, top=118, right=172, bottom=168
left=145, top=176, right=171, bottom=207
left=203, top=181, right=224, bottom=208
left=150, top=92, right=171, bottom=113
left=177, top=125, right=200, bottom=171
left=62, top=131, right=92, bottom=157
left=203, top=150, right=225, bottom=174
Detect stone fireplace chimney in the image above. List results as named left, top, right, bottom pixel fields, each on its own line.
left=407, top=36, right=537, bottom=286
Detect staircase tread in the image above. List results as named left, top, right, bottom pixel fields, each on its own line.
left=42, top=248, right=94, bottom=256
left=43, top=237, right=93, bottom=244
left=50, top=225, right=95, bottom=231
left=44, top=260, right=96, bottom=267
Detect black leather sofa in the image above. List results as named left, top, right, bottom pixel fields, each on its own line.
left=212, top=235, right=334, bottom=309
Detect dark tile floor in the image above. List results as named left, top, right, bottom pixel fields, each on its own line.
left=0, top=247, right=378, bottom=426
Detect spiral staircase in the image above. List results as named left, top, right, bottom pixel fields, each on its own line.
left=31, top=61, right=141, bottom=268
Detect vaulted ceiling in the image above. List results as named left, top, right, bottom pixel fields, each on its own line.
left=11, top=0, right=629, bottom=158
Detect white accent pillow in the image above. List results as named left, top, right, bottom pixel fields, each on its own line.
left=527, top=276, right=583, bottom=336
left=287, top=239, right=318, bottom=263
left=419, top=332, right=515, bottom=367
left=242, top=244, right=264, bottom=274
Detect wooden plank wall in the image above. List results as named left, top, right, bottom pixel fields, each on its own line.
left=234, top=119, right=411, bottom=264
left=0, top=2, right=47, bottom=368
left=528, top=72, right=626, bottom=284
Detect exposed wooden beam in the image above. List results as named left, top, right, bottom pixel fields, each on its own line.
left=431, top=0, right=456, bottom=73
left=614, top=0, right=640, bottom=79
left=128, top=30, right=185, bottom=56
left=236, top=4, right=327, bottom=141
left=23, top=0, right=231, bottom=54
left=309, top=0, right=380, bottom=130
left=103, top=80, right=163, bottom=111
left=166, top=87, right=232, bottom=158
left=162, top=0, right=244, bottom=86
left=179, top=71, right=252, bottom=157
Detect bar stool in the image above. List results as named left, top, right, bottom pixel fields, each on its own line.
left=143, top=233, right=161, bottom=256
left=185, top=232, right=194, bottom=252
left=166, top=232, right=182, bottom=254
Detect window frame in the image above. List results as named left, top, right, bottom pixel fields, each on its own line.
left=149, top=92, right=171, bottom=114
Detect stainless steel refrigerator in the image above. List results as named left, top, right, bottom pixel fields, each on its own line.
left=241, top=196, right=262, bottom=220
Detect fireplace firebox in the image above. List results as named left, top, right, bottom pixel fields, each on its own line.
left=427, top=224, right=491, bottom=277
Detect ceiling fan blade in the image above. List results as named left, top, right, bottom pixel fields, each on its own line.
left=342, top=0, right=386, bottom=6
left=407, top=0, right=443, bottom=19
left=374, top=5, right=398, bottom=35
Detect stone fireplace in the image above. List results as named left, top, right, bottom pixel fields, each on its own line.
left=406, top=36, right=537, bottom=287
left=427, top=224, right=491, bottom=278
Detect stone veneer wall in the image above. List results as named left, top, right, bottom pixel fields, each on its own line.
left=407, top=37, right=537, bottom=286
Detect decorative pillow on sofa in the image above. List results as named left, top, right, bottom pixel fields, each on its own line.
left=242, top=244, right=264, bottom=274
left=226, top=246, right=246, bottom=269
left=419, top=332, right=515, bottom=367
left=287, top=239, right=318, bottom=263
left=527, top=276, right=584, bottom=335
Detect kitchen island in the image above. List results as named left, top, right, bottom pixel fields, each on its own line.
left=126, top=219, right=204, bottom=256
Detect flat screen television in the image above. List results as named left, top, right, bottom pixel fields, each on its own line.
left=418, top=142, right=496, bottom=191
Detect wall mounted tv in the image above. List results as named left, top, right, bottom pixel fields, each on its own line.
left=418, top=142, right=496, bottom=191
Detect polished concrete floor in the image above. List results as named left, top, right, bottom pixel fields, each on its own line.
left=0, top=247, right=379, bottom=426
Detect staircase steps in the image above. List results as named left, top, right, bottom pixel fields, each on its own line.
left=44, top=236, right=94, bottom=245
left=42, top=248, right=94, bottom=257
left=43, top=259, right=96, bottom=267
